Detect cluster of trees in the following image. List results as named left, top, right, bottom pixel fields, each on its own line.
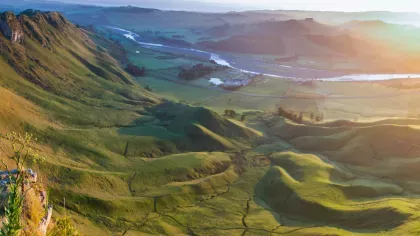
left=277, top=106, right=324, bottom=124
left=310, top=112, right=324, bottom=122
left=125, top=63, right=146, bottom=76
left=224, top=110, right=246, bottom=121
left=144, top=84, right=152, bottom=92
left=178, top=64, right=217, bottom=81
left=224, top=109, right=237, bottom=118
left=277, top=107, right=304, bottom=124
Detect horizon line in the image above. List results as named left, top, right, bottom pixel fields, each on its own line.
left=39, top=0, right=420, bottom=14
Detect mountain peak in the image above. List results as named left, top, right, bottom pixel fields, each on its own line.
left=0, top=12, right=24, bottom=43
left=20, top=10, right=69, bottom=27
left=0, top=10, right=71, bottom=45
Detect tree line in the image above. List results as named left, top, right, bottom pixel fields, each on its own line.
left=277, top=106, right=324, bottom=124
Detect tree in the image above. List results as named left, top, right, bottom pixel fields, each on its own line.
left=277, top=107, right=305, bottom=124
left=277, top=106, right=289, bottom=117
left=224, top=110, right=237, bottom=118
left=298, top=112, right=303, bottom=124
left=241, top=115, right=246, bottom=122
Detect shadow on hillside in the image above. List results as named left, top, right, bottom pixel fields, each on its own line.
left=116, top=101, right=262, bottom=158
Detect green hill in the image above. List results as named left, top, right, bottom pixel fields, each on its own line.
left=0, top=10, right=265, bottom=235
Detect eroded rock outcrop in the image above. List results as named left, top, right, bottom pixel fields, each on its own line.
left=0, top=12, right=24, bottom=43
left=0, top=11, right=72, bottom=45
left=45, top=12, right=69, bottom=29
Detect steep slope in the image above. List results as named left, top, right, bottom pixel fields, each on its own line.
left=0, top=10, right=160, bottom=129
left=0, top=10, right=266, bottom=235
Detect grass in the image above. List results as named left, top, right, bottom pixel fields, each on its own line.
left=5, top=10, right=420, bottom=236
left=0, top=14, right=265, bottom=233
left=255, top=151, right=414, bottom=234
left=121, top=37, right=420, bottom=122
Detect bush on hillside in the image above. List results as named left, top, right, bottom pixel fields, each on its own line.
left=0, top=132, right=46, bottom=236
left=144, top=84, right=152, bottom=92
left=224, top=109, right=237, bottom=118
left=47, top=218, right=80, bottom=236
left=316, top=113, right=324, bottom=122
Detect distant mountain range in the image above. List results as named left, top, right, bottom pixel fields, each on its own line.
left=263, top=10, right=420, bottom=26
left=5, top=0, right=250, bottom=12
left=4, top=0, right=420, bottom=26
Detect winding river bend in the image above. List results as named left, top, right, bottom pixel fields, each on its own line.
left=109, top=27, right=420, bottom=82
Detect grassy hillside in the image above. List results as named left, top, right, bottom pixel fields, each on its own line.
left=4, top=8, right=420, bottom=236
left=0, top=10, right=267, bottom=235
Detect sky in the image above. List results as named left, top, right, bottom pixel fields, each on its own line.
left=42, top=0, right=420, bottom=12
left=199, top=0, right=420, bottom=12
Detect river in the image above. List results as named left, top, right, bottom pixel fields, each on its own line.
left=108, top=27, right=420, bottom=82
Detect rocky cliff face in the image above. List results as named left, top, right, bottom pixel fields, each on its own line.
left=45, top=11, right=69, bottom=29
left=0, top=11, right=72, bottom=45
left=0, top=12, right=24, bottom=43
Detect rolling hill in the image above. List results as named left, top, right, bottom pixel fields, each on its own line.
left=3, top=7, right=420, bottom=236
left=0, top=10, right=264, bottom=235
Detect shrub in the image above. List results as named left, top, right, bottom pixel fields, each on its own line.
left=47, top=218, right=80, bottom=236
left=144, top=84, right=152, bottom=92
left=0, top=132, right=44, bottom=236
left=224, top=109, right=237, bottom=118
